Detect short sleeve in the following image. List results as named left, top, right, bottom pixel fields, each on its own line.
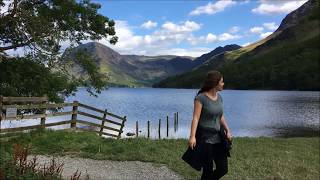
left=194, top=94, right=204, bottom=105
left=218, top=93, right=223, bottom=103
left=218, top=93, right=224, bottom=115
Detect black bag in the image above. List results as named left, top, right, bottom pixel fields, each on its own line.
left=181, top=145, right=202, bottom=171
left=219, top=125, right=232, bottom=157
left=181, top=127, right=204, bottom=171
left=182, top=126, right=232, bottom=171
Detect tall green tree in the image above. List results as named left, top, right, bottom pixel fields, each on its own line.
left=0, top=0, right=118, bottom=102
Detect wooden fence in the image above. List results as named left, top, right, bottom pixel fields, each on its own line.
left=135, top=112, right=179, bottom=139
left=0, top=96, right=126, bottom=138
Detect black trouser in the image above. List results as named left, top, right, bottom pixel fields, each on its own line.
left=201, top=143, right=228, bottom=180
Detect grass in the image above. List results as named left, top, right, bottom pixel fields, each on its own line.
left=224, top=35, right=273, bottom=61
left=1, top=129, right=319, bottom=180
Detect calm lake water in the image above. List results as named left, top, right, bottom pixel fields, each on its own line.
left=2, top=88, right=319, bottom=138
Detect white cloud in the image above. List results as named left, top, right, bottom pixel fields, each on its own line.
left=148, top=21, right=202, bottom=45
left=144, top=35, right=152, bottom=44
left=4, top=18, right=235, bottom=57
left=229, top=26, right=240, bottom=33
left=154, top=47, right=212, bottom=57
left=218, top=33, right=241, bottom=41
left=93, top=20, right=241, bottom=57
left=186, top=35, right=204, bottom=46
left=188, top=32, right=241, bottom=45
left=114, top=21, right=143, bottom=48
left=206, top=33, right=217, bottom=43
left=190, top=0, right=236, bottom=16
left=239, top=0, right=250, bottom=4
left=97, top=20, right=145, bottom=52
left=242, top=42, right=251, bottom=47
left=263, top=22, right=278, bottom=31
left=250, top=26, right=264, bottom=34
left=252, top=0, right=307, bottom=15
left=260, top=32, right=272, bottom=38
left=187, top=32, right=241, bottom=46
left=161, top=21, right=201, bottom=33
left=141, top=20, right=157, bottom=29
left=96, top=20, right=203, bottom=56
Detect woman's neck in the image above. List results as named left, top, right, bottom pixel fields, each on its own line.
left=206, top=89, right=217, bottom=97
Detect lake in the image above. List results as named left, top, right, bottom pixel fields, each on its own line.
left=2, top=88, right=319, bottom=138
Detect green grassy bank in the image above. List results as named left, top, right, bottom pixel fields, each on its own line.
left=1, top=130, right=319, bottom=180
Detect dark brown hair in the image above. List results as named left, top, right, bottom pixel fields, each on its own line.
left=197, top=70, right=223, bottom=95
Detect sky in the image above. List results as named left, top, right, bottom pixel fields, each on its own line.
left=92, top=0, right=307, bottom=57
left=3, top=0, right=308, bottom=57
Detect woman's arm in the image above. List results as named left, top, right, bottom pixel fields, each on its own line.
left=188, top=100, right=202, bottom=149
left=220, top=115, right=232, bottom=141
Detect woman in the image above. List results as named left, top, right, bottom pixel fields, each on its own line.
left=188, top=70, right=232, bottom=180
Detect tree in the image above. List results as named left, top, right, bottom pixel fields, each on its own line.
left=0, top=58, right=78, bottom=103
left=0, top=0, right=118, bottom=101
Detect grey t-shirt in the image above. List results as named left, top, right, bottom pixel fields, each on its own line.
left=194, top=92, right=223, bottom=144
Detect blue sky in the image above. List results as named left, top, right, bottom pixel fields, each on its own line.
left=2, top=0, right=308, bottom=57
left=93, top=0, right=307, bottom=57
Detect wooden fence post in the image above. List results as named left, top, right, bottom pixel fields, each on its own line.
left=118, top=116, right=126, bottom=139
left=0, top=95, right=3, bottom=122
left=136, top=121, right=139, bottom=138
left=174, top=112, right=177, bottom=132
left=0, top=95, right=2, bottom=133
left=158, top=119, right=161, bottom=139
left=166, top=115, right=169, bottom=137
left=71, top=101, right=78, bottom=129
left=147, top=120, right=150, bottom=138
left=99, top=109, right=107, bottom=136
left=176, top=112, right=179, bottom=131
left=40, top=95, right=48, bottom=128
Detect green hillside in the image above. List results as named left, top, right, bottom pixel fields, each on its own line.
left=222, top=0, right=319, bottom=90
left=152, top=39, right=270, bottom=88
left=98, top=63, right=147, bottom=88
left=64, top=42, right=197, bottom=88
left=153, top=0, right=319, bottom=91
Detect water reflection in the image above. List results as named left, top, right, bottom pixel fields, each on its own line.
left=1, top=89, right=319, bottom=138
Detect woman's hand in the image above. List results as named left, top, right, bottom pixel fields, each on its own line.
left=226, top=132, right=232, bottom=142
left=188, top=136, right=196, bottom=150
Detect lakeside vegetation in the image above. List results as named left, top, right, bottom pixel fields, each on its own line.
left=1, top=130, right=319, bottom=179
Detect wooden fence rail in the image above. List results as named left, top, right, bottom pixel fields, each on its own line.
left=0, top=96, right=126, bottom=138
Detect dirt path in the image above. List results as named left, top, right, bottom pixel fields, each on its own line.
left=30, top=155, right=184, bottom=180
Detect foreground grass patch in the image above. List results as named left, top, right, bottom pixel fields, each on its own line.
left=0, top=130, right=319, bottom=180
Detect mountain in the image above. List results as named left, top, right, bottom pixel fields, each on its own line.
left=154, top=0, right=319, bottom=90
left=65, top=41, right=241, bottom=87
left=64, top=42, right=143, bottom=87
left=191, top=44, right=241, bottom=68
left=63, top=42, right=196, bottom=87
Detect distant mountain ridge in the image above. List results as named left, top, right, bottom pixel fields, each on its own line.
left=191, top=44, right=241, bottom=68
left=154, top=0, right=319, bottom=90
left=64, top=42, right=198, bottom=87
left=64, top=41, right=241, bottom=87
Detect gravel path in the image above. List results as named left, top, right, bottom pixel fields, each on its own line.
left=29, top=155, right=184, bottom=180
